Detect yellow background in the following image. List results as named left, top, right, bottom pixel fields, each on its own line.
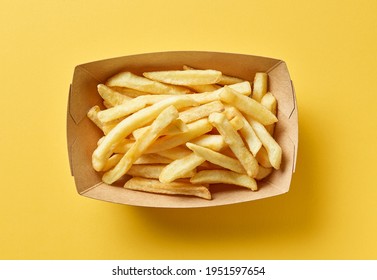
left=1, top=0, right=377, bottom=259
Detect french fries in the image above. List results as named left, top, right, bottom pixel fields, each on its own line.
left=143, top=69, right=222, bottom=86
left=220, top=86, right=277, bottom=125
left=191, top=170, right=257, bottom=191
left=124, top=177, right=211, bottom=200
left=106, top=71, right=191, bottom=95
left=186, top=143, right=246, bottom=174
left=102, top=105, right=179, bottom=184
left=97, top=84, right=132, bottom=106
left=252, top=72, right=268, bottom=102
left=87, top=66, right=283, bottom=200
left=208, top=112, right=259, bottom=178
left=92, top=96, right=198, bottom=171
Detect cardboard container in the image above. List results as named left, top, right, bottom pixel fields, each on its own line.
left=67, top=51, right=298, bottom=208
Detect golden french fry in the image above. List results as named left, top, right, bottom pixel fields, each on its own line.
left=112, top=138, right=135, bottom=154
left=179, top=101, right=224, bottom=123
left=227, top=81, right=252, bottom=96
left=158, top=133, right=230, bottom=183
left=182, top=65, right=244, bottom=86
left=186, top=143, right=246, bottom=174
left=103, top=100, right=113, bottom=109
left=229, top=115, right=244, bottom=131
left=156, top=145, right=192, bottom=160
left=145, top=118, right=213, bottom=154
left=224, top=106, right=262, bottom=156
left=106, top=71, right=191, bottom=95
left=261, top=92, right=277, bottom=135
left=124, top=177, right=211, bottom=200
left=255, top=165, right=273, bottom=180
left=247, top=118, right=282, bottom=170
left=218, top=74, right=244, bottom=86
left=159, top=153, right=204, bottom=183
left=97, top=96, right=148, bottom=123
left=87, top=105, right=105, bottom=131
left=97, top=84, right=132, bottom=106
left=109, top=86, right=151, bottom=98
left=190, top=134, right=226, bottom=151
left=185, top=91, right=221, bottom=104
left=87, top=106, right=118, bottom=134
left=261, top=92, right=277, bottom=114
left=134, top=154, right=172, bottom=164
left=190, top=170, right=257, bottom=191
left=102, top=105, right=179, bottom=184
left=187, top=84, right=221, bottom=93
left=128, top=164, right=195, bottom=179
left=178, top=82, right=250, bottom=105
left=255, top=146, right=272, bottom=168
left=252, top=72, right=268, bottom=102
left=144, top=69, right=222, bottom=86
left=220, top=86, right=277, bottom=125
left=126, top=164, right=165, bottom=179
left=102, top=153, right=124, bottom=172
left=133, top=119, right=188, bottom=139
left=208, top=112, right=259, bottom=177
left=92, top=96, right=198, bottom=171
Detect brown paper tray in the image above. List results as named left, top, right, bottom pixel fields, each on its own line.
left=67, top=51, right=298, bottom=208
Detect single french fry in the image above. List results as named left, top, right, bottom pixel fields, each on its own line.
left=87, top=105, right=105, bottom=131
left=255, top=146, right=272, bottom=168
left=229, top=115, right=244, bottom=131
left=190, top=134, right=226, bottom=151
left=261, top=92, right=277, bottom=114
left=134, top=154, right=172, bottom=164
left=92, top=96, right=198, bottom=171
left=220, top=86, right=277, bottom=125
left=102, top=105, right=179, bottom=184
left=97, top=84, right=132, bottom=106
left=124, top=177, right=211, bottom=200
left=156, top=145, right=192, bottom=160
left=87, top=106, right=118, bottom=134
left=133, top=119, right=188, bottom=139
left=103, top=100, right=113, bottom=109
left=109, top=86, right=151, bottom=98
left=97, top=96, right=148, bottom=123
left=112, top=138, right=135, bottom=154
left=156, top=133, right=229, bottom=183
left=252, top=72, right=268, bottom=102
left=178, top=101, right=224, bottom=123
left=186, top=143, right=246, bottom=174
left=218, top=74, right=244, bottom=86
left=159, top=153, right=204, bottom=183
left=144, top=69, right=222, bottom=86
left=145, top=118, right=213, bottom=154
left=128, top=164, right=195, bottom=179
left=190, top=170, right=257, bottom=191
left=247, top=118, right=282, bottom=170
left=227, top=81, right=252, bottom=96
left=126, top=164, right=165, bottom=179
left=102, top=153, right=124, bottom=172
left=224, top=106, right=262, bottom=156
left=182, top=65, right=244, bottom=86
left=187, top=84, right=221, bottom=93
left=208, top=112, right=259, bottom=178
left=255, top=165, right=273, bottom=180
left=261, top=92, right=277, bottom=135
left=106, top=71, right=191, bottom=95
left=177, top=82, right=252, bottom=105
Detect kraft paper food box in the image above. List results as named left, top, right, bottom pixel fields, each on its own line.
left=67, top=51, right=298, bottom=208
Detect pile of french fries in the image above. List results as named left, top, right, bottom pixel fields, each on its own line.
left=87, top=66, right=282, bottom=200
